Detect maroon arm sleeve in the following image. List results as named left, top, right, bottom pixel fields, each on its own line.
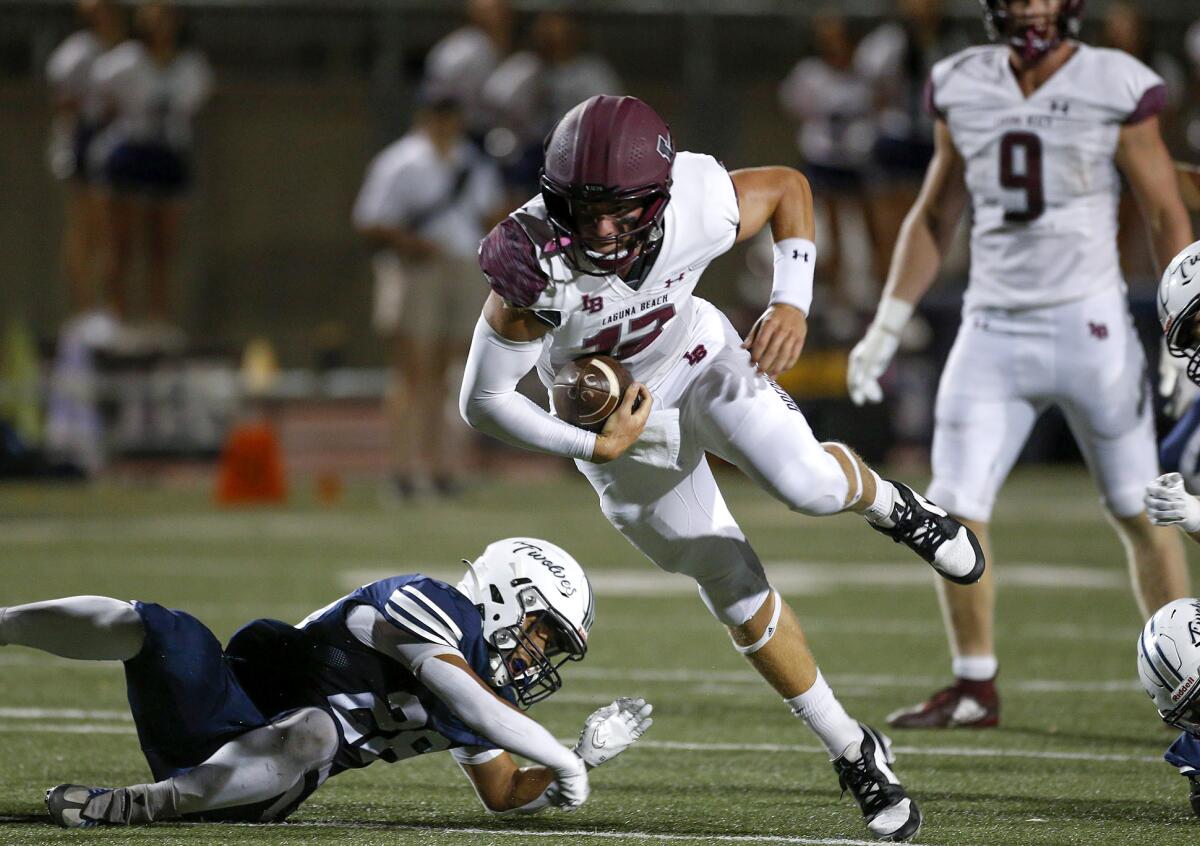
left=1125, top=83, right=1168, bottom=125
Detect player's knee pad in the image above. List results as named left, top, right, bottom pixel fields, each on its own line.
left=728, top=589, right=782, bottom=655
left=697, top=565, right=771, bottom=628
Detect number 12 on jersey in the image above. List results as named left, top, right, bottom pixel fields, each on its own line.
left=999, top=131, right=1044, bottom=223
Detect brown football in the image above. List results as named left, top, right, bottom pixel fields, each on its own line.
left=552, top=355, right=633, bottom=433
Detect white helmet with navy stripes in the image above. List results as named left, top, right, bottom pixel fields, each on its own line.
left=1138, top=598, right=1200, bottom=735
left=458, top=537, right=595, bottom=708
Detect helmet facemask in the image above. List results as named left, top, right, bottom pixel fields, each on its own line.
left=488, top=585, right=587, bottom=708
left=540, top=176, right=669, bottom=277
left=981, top=0, right=1082, bottom=65
left=1164, top=297, right=1200, bottom=387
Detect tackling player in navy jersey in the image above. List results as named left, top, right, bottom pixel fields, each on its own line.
left=0, top=538, right=652, bottom=827
left=1141, top=241, right=1200, bottom=815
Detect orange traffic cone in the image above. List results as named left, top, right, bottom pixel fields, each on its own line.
left=215, top=420, right=287, bottom=505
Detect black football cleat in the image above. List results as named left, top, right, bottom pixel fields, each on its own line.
left=832, top=724, right=923, bottom=842
left=871, top=482, right=985, bottom=585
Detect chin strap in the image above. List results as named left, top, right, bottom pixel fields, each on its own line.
left=732, top=590, right=782, bottom=656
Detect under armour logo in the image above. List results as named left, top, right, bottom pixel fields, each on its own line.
left=1050, top=100, right=1070, bottom=114
left=582, top=294, right=604, bottom=314
left=656, top=134, right=673, bottom=161
left=792, top=249, right=809, bottom=262
left=665, top=271, right=685, bottom=288
left=684, top=344, right=707, bottom=366
left=1088, top=321, right=1108, bottom=340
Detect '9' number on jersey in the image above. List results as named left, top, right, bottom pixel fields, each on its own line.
left=999, top=131, right=1044, bottom=223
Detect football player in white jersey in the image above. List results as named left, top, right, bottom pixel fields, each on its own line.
left=847, top=0, right=1194, bottom=729
left=460, top=94, right=989, bottom=842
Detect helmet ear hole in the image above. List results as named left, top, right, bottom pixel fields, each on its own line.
left=489, top=584, right=504, bottom=604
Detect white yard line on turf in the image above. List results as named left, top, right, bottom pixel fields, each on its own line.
left=0, top=657, right=1143, bottom=694
left=182, top=821, right=952, bottom=846
left=343, top=562, right=1125, bottom=596
left=0, top=719, right=1162, bottom=765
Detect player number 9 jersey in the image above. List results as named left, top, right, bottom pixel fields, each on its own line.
left=927, top=43, right=1166, bottom=311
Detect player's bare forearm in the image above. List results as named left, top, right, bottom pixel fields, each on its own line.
left=730, top=167, right=815, bottom=244
left=881, top=120, right=967, bottom=306
left=1177, top=163, right=1200, bottom=213
left=1117, top=118, right=1195, bottom=273
left=462, top=753, right=556, bottom=812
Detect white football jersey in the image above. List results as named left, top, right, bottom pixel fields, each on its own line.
left=489, top=152, right=740, bottom=389
left=928, top=43, right=1166, bottom=310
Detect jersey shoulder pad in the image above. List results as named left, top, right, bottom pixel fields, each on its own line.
left=1082, top=47, right=1166, bottom=123
left=379, top=575, right=482, bottom=651
left=479, top=216, right=550, bottom=309
left=928, top=45, right=1003, bottom=116
left=666, top=152, right=739, bottom=253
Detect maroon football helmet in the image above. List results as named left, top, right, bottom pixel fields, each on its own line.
left=540, top=95, right=675, bottom=276
left=980, top=0, right=1084, bottom=65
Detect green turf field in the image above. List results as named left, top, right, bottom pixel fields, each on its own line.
left=0, top=466, right=1196, bottom=845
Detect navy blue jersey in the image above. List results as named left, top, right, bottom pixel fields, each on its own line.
left=226, top=574, right=512, bottom=773
left=1162, top=399, right=1200, bottom=492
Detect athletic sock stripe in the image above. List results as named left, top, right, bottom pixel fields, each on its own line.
left=401, top=586, right=463, bottom=641
left=384, top=602, right=456, bottom=649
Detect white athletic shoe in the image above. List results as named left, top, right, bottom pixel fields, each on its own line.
left=870, top=482, right=985, bottom=585
left=831, top=724, right=923, bottom=842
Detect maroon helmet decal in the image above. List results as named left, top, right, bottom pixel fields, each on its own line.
left=540, top=95, right=675, bottom=276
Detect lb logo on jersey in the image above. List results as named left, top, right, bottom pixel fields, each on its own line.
left=1088, top=321, right=1109, bottom=340
left=582, top=294, right=604, bottom=314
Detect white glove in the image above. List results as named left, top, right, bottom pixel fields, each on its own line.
left=1145, top=472, right=1200, bottom=532
left=573, top=697, right=653, bottom=768
left=551, top=753, right=589, bottom=811
left=847, top=297, right=913, bottom=406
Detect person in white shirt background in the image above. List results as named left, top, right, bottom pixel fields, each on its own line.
left=353, top=91, right=507, bottom=499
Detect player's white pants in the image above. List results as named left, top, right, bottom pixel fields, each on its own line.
left=927, top=286, right=1158, bottom=522
left=576, top=303, right=849, bottom=626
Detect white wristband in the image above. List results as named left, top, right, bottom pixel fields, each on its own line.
left=770, top=238, right=817, bottom=315
left=874, top=296, right=914, bottom=335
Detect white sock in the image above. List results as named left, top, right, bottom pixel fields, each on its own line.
left=952, top=655, right=998, bottom=682
left=785, top=670, right=863, bottom=760
left=85, top=781, right=179, bottom=824
left=861, top=472, right=898, bottom=527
